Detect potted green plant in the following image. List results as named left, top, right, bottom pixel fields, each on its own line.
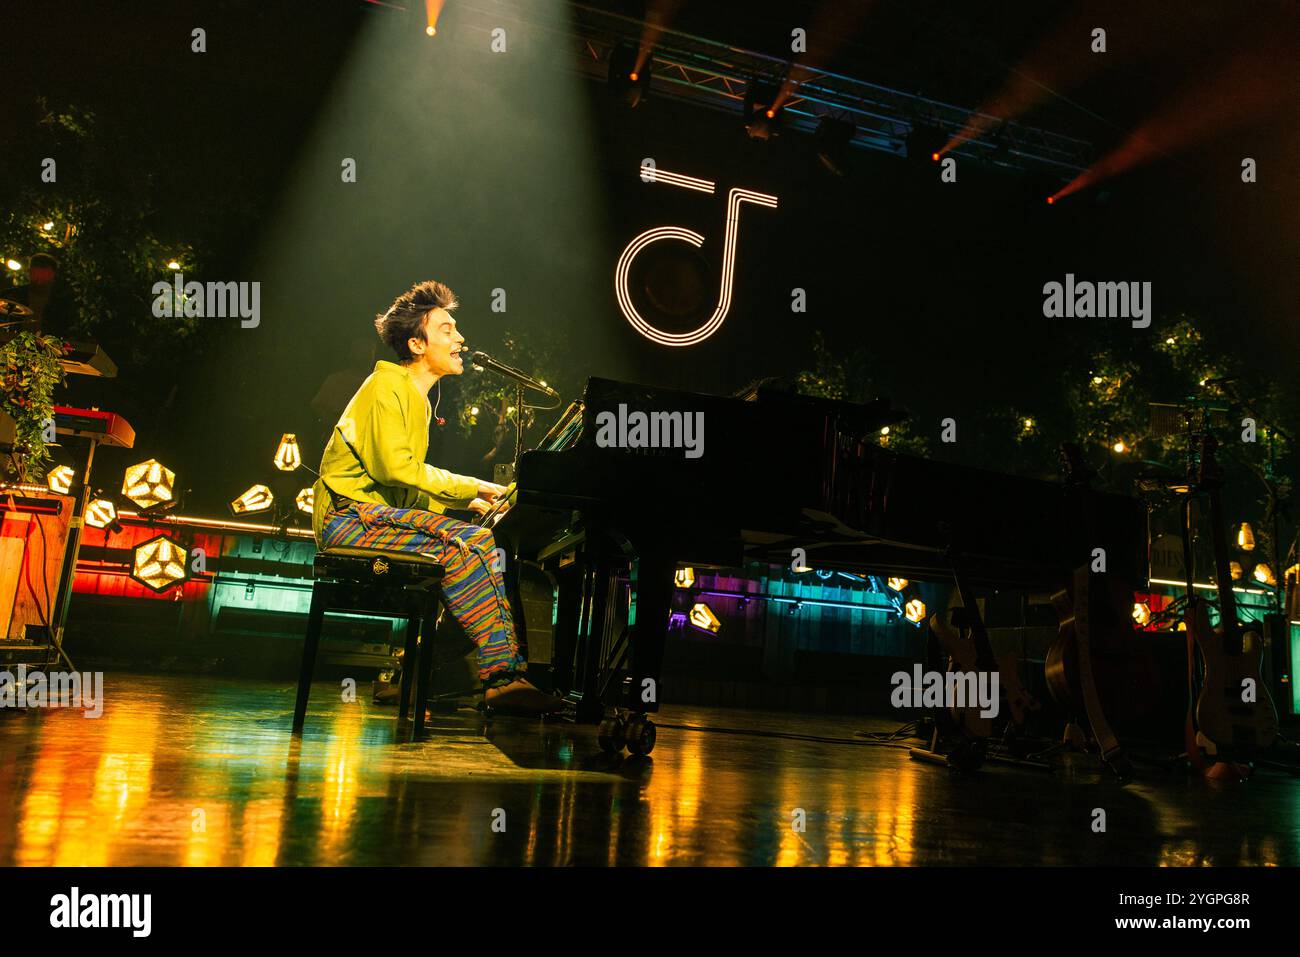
left=1, top=331, right=67, bottom=482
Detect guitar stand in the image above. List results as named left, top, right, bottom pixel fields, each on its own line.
left=1055, top=567, right=1135, bottom=783
left=908, top=546, right=1028, bottom=774
left=909, top=725, right=1054, bottom=773
left=908, top=725, right=987, bottom=773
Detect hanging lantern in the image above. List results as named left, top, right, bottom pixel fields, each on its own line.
left=687, top=602, right=721, bottom=634
left=85, top=498, right=118, bottom=529
left=46, top=465, right=74, bottom=495
left=131, top=535, right=188, bottom=593
left=1236, top=523, right=1256, bottom=552
left=231, top=484, right=274, bottom=515
left=122, top=459, right=176, bottom=509
left=273, top=433, right=302, bottom=472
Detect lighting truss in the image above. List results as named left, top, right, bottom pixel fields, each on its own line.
left=453, top=1, right=1094, bottom=176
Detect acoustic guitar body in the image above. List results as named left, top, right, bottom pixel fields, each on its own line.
left=1047, top=575, right=1161, bottom=730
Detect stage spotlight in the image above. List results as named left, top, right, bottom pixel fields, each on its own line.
left=46, top=465, right=74, bottom=495
left=273, top=433, right=302, bottom=472
left=122, top=458, right=176, bottom=509
left=85, top=498, right=119, bottom=529
left=1132, top=602, right=1151, bottom=627
left=688, top=601, right=721, bottom=634
left=1253, top=563, right=1277, bottom=586
left=295, top=487, right=314, bottom=514
left=131, top=534, right=188, bottom=593
left=905, top=124, right=947, bottom=164
left=674, top=567, right=696, bottom=588
left=231, top=484, right=274, bottom=515
left=743, top=81, right=782, bottom=140
left=608, top=43, right=651, bottom=108
left=425, top=25, right=435, bottom=36
left=814, top=116, right=855, bottom=175
left=904, top=598, right=927, bottom=624
left=1237, top=522, right=1256, bottom=551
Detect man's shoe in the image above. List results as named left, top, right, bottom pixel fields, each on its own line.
left=483, top=677, right=565, bottom=715
left=372, top=677, right=401, bottom=705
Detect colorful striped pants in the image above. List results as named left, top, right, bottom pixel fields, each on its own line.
left=320, top=502, right=525, bottom=683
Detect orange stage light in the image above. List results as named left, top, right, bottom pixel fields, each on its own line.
left=424, top=0, right=444, bottom=38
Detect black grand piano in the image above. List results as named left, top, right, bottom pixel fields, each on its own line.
left=493, top=377, right=1148, bottom=750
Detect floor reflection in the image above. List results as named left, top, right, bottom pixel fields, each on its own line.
left=0, top=674, right=1296, bottom=866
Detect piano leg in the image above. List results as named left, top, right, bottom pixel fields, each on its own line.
left=502, top=551, right=528, bottom=660
left=627, top=551, right=674, bottom=715
left=550, top=561, right=583, bottom=703
left=576, top=554, right=615, bottom=723
left=549, top=544, right=618, bottom=723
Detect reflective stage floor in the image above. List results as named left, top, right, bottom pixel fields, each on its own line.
left=0, top=674, right=1297, bottom=866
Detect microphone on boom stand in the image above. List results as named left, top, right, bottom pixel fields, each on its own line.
left=469, top=351, right=559, bottom=399
left=468, top=350, right=560, bottom=482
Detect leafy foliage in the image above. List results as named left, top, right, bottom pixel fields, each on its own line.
left=0, top=333, right=66, bottom=481
left=795, top=330, right=930, bottom=455
left=0, top=100, right=201, bottom=368
left=455, top=328, right=575, bottom=469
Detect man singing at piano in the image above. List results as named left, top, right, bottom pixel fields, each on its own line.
left=312, top=279, right=561, bottom=714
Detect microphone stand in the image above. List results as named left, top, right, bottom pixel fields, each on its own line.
left=470, top=351, right=558, bottom=484
left=513, top=383, right=525, bottom=480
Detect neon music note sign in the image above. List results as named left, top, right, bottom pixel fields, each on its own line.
left=615, top=165, right=778, bottom=347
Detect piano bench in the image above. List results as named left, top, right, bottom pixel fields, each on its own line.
left=293, top=547, right=447, bottom=741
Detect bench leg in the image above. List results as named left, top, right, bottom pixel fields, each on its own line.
left=294, top=585, right=327, bottom=735
left=397, top=610, right=420, bottom=729
left=412, top=595, right=440, bottom=740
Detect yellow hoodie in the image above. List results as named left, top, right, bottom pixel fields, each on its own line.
left=312, top=360, right=479, bottom=545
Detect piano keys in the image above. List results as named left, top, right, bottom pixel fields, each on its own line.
left=52, top=405, right=136, bottom=449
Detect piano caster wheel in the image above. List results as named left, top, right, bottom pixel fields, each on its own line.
left=597, top=716, right=626, bottom=753
left=625, top=715, right=656, bottom=756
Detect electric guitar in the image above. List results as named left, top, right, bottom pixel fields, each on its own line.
left=1191, top=435, right=1277, bottom=756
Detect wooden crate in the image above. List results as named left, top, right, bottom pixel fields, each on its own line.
left=0, top=490, right=73, bottom=639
